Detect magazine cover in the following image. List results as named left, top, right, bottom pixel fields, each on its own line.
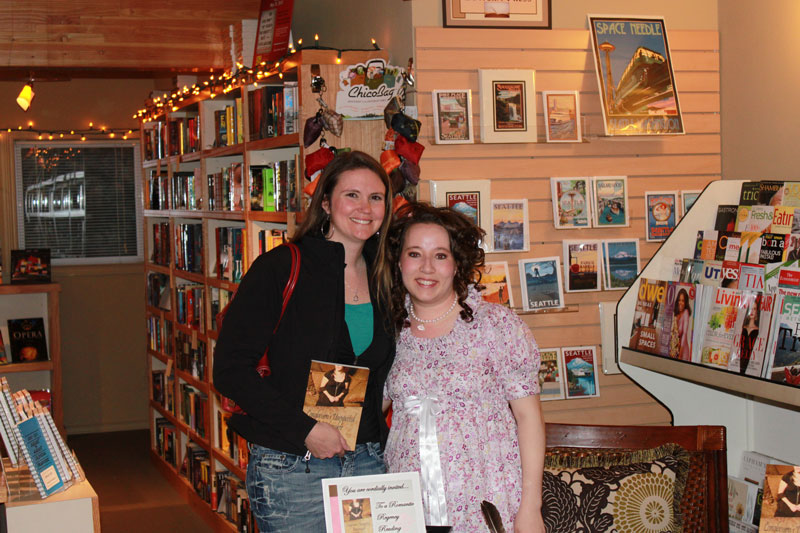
left=735, top=205, right=775, bottom=234
left=563, top=240, right=601, bottom=292
left=699, top=287, right=745, bottom=369
left=432, top=89, right=474, bottom=144
left=490, top=199, right=529, bottom=252
left=629, top=278, right=667, bottom=354
left=303, top=361, right=369, bottom=450
left=518, top=257, right=565, bottom=311
left=716, top=232, right=742, bottom=262
left=698, top=230, right=718, bottom=260
left=538, top=348, right=565, bottom=401
left=588, top=15, right=684, bottom=136
left=682, top=190, right=701, bottom=216
left=6, top=318, right=48, bottom=363
left=739, top=233, right=763, bottom=264
left=766, top=294, right=800, bottom=386
left=592, top=176, right=629, bottom=227
left=784, top=234, right=800, bottom=261
left=739, top=263, right=766, bottom=292
left=760, top=180, right=784, bottom=205
left=758, top=464, right=800, bottom=531
left=739, top=182, right=761, bottom=206
left=716, top=205, right=739, bottom=232
left=771, top=206, right=796, bottom=235
left=699, top=260, right=723, bottom=287
left=602, top=239, right=640, bottom=290
left=783, top=182, right=800, bottom=207
left=760, top=233, right=786, bottom=264
left=728, top=476, right=759, bottom=525
left=728, top=292, right=774, bottom=377
left=551, top=177, right=591, bottom=229
left=561, top=345, right=600, bottom=399
left=477, top=261, right=514, bottom=308
left=645, top=191, right=678, bottom=242
left=666, top=282, right=696, bottom=361
left=721, top=260, right=741, bottom=289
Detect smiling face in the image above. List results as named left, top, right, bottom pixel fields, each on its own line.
left=399, top=223, right=457, bottom=310
left=322, top=168, right=387, bottom=251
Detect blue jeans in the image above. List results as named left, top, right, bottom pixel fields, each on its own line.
left=246, top=442, right=386, bottom=532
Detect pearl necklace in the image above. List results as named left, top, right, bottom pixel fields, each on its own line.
left=408, top=295, right=458, bottom=331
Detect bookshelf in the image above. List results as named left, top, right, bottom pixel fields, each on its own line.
left=141, top=49, right=388, bottom=531
left=0, top=283, right=63, bottom=435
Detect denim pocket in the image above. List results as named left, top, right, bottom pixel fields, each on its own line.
left=366, top=442, right=386, bottom=466
left=252, top=446, right=302, bottom=473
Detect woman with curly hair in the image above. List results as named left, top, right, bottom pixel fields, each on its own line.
left=383, top=202, right=545, bottom=532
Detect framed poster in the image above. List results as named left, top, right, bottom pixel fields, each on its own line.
left=478, top=69, right=537, bottom=144
left=551, top=177, right=591, bottom=229
left=429, top=179, right=491, bottom=243
left=538, top=348, right=565, bottom=401
left=562, top=345, right=600, bottom=399
left=490, top=199, right=529, bottom=252
left=682, top=189, right=701, bottom=217
left=443, top=0, right=551, bottom=29
left=588, top=15, right=684, bottom=136
left=477, top=261, right=514, bottom=308
left=645, top=191, right=678, bottom=242
left=432, top=89, right=474, bottom=144
left=518, top=257, right=565, bottom=311
left=562, top=240, right=602, bottom=293
left=10, top=249, right=51, bottom=284
left=542, top=91, right=581, bottom=143
left=591, top=176, right=629, bottom=227
left=602, top=239, right=640, bottom=290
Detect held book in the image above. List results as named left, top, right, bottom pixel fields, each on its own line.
left=7, top=317, right=48, bottom=363
left=759, top=464, right=800, bottom=531
left=303, top=361, right=369, bottom=451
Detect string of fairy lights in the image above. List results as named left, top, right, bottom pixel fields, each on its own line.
left=134, top=35, right=385, bottom=123
left=0, top=122, right=136, bottom=141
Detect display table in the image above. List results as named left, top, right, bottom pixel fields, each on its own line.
left=2, top=459, right=100, bottom=532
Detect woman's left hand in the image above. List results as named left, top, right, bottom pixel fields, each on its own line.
left=513, top=504, right=545, bottom=533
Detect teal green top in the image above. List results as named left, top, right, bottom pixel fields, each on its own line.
left=344, top=303, right=374, bottom=357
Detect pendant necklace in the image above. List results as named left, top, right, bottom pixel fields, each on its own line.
left=408, top=295, right=458, bottom=331
left=344, top=280, right=359, bottom=303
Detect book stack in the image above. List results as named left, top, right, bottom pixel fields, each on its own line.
left=181, top=442, right=211, bottom=504
left=249, top=158, right=299, bottom=213
left=175, top=285, right=205, bottom=330
left=247, top=82, right=299, bottom=141
left=146, top=272, right=171, bottom=310
left=154, top=417, right=177, bottom=467
left=167, top=114, right=200, bottom=156
left=143, top=121, right=167, bottom=161
left=209, top=287, right=234, bottom=331
left=146, top=315, right=173, bottom=355
left=258, top=228, right=286, bottom=255
left=0, top=377, right=84, bottom=499
left=179, top=384, right=208, bottom=438
left=212, top=99, right=244, bottom=148
left=629, top=181, right=800, bottom=387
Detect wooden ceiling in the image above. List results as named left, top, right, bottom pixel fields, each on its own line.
left=0, top=0, right=262, bottom=78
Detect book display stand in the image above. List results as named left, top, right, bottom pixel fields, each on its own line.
left=141, top=50, right=389, bottom=531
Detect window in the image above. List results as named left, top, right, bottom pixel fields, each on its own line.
left=15, top=141, right=143, bottom=264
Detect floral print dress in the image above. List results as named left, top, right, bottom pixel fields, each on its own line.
left=384, top=288, right=540, bottom=532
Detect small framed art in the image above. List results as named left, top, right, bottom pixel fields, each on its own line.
left=429, top=179, right=491, bottom=242
left=591, top=176, right=629, bottom=228
left=542, top=91, right=581, bottom=143
left=10, top=249, right=51, bottom=284
left=561, top=345, right=600, bottom=399
left=682, top=189, right=701, bottom=217
left=562, top=240, right=602, bottom=293
left=645, top=191, right=679, bottom=242
left=538, top=348, right=565, bottom=401
left=602, top=239, right=640, bottom=290
left=478, top=69, right=537, bottom=144
left=443, top=0, right=551, bottom=29
left=477, top=261, right=514, bottom=308
left=432, top=90, right=474, bottom=144
left=490, top=199, right=529, bottom=252
left=551, top=177, right=591, bottom=229
left=518, top=257, right=565, bottom=311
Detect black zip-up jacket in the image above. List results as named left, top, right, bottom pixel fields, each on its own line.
left=213, top=234, right=395, bottom=456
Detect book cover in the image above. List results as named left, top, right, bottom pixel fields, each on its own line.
left=561, top=346, right=600, bottom=399
left=739, top=182, right=761, bottom=206
left=7, top=318, right=48, bottom=363
left=10, top=249, right=51, bottom=284
left=666, top=282, right=696, bottom=361
left=629, top=278, right=667, bottom=354
left=736, top=205, right=774, bottom=234
left=562, top=240, right=601, bottom=292
left=759, top=464, right=800, bottom=530
left=477, top=261, right=514, bottom=308
left=772, top=206, right=797, bottom=234
left=601, top=239, right=640, bottom=290
left=591, top=176, right=628, bottom=227
left=17, top=415, right=65, bottom=497
left=303, top=361, right=369, bottom=450
left=537, top=348, right=565, bottom=401
left=739, top=232, right=763, bottom=264
left=490, top=199, right=529, bottom=252
left=518, top=257, right=565, bottom=311
left=716, top=205, right=740, bottom=232
left=645, top=191, right=678, bottom=242
left=760, top=233, right=787, bottom=264
left=760, top=180, right=785, bottom=205
left=700, top=287, right=743, bottom=369
left=551, top=177, right=591, bottom=229
left=729, top=292, right=774, bottom=377
left=766, top=294, right=800, bottom=386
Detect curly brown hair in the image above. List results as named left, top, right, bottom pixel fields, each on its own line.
left=387, top=202, right=485, bottom=332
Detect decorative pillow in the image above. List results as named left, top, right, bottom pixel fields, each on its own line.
left=542, top=443, right=690, bottom=533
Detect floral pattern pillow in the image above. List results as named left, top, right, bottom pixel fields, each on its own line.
left=542, top=443, right=690, bottom=533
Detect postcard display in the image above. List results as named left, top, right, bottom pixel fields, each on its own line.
left=617, top=180, right=800, bottom=469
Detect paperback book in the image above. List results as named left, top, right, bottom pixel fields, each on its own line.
left=303, top=361, right=369, bottom=450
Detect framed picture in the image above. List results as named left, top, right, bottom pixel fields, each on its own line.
left=429, top=179, right=491, bottom=244
left=562, top=240, right=602, bottom=293
left=591, top=176, right=629, bottom=227
left=10, top=249, right=51, bottom=284
left=561, top=345, right=600, bottom=399
left=602, top=239, right=640, bottom=290
left=538, top=348, right=565, bottom=401
left=477, top=261, right=514, bottom=308
left=432, top=90, right=474, bottom=144
left=645, top=191, right=679, bottom=242
left=443, top=0, right=551, bottom=29
left=478, top=69, right=537, bottom=144
left=542, top=91, right=581, bottom=143
left=551, top=177, right=591, bottom=229
left=682, top=189, right=702, bottom=217
left=518, top=257, right=565, bottom=311
left=490, top=199, right=529, bottom=252
left=588, top=15, right=684, bottom=136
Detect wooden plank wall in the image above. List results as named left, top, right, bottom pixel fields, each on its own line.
left=415, top=27, right=721, bottom=425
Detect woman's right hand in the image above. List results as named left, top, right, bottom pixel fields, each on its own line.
left=305, top=422, right=349, bottom=458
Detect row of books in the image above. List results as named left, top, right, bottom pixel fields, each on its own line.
left=181, top=442, right=212, bottom=505
left=0, top=317, right=49, bottom=364
left=176, top=330, right=206, bottom=381
left=179, top=384, right=209, bottom=439
left=247, top=82, right=299, bottom=141
left=144, top=122, right=167, bottom=161
left=258, top=228, right=286, bottom=256
left=168, top=115, right=200, bottom=156
left=213, top=100, right=244, bottom=148
left=216, top=470, right=257, bottom=532
left=209, top=288, right=234, bottom=331
left=152, top=368, right=175, bottom=414
left=154, top=417, right=177, bottom=467
left=171, top=170, right=200, bottom=210
left=148, top=171, right=170, bottom=210
left=175, top=223, right=203, bottom=274
left=151, top=222, right=171, bottom=266
left=146, top=272, right=171, bottom=310
left=216, top=227, right=245, bottom=283
left=146, top=315, right=173, bottom=355
left=249, top=159, right=299, bottom=212
left=217, top=409, right=249, bottom=470
left=207, top=162, right=244, bottom=211
left=175, top=285, right=205, bottom=330
left=0, top=378, right=83, bottom=498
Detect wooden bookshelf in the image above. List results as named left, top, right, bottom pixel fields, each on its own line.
left=141, top=50, right=389, bottom=531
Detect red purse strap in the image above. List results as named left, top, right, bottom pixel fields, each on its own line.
left=275, top=243, right=300, bottom=333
